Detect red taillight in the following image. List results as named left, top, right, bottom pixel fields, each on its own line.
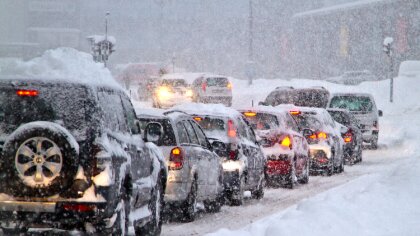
left=16, top=90, right=38, bottom=97
left=343, top=130, right=353, bottom=143
left=62, top=203, right=97, bottom=212
left=169, top=147, right=184, bottom=170
left=201, top=82, right=207, bottom=92
left=317, top=132, right=328, bottom=139
left=227, top=119, right=237, bottom=138
left=229, top=149, right=238, bottom=160
left=280, top=136, right=292, bottom=149
left=308, top=134, right=317, bottom=140
left=289, top=110, right=301, bottom=116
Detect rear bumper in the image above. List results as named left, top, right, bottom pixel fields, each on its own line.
left=164, top=182, right=189, bottom=203
left=265, top=159, right=292, bottom=176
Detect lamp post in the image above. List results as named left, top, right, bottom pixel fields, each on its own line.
left=104, top=12, right=110, bottom=67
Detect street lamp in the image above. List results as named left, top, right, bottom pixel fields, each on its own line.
left=383, top=37, right=394, bottom=103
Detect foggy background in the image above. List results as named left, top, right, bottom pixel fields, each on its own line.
left=0, top=0, right=418, bottom=79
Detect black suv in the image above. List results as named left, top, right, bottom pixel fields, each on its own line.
left=0, top=78, right=167, bottom=235
left=259, top=87, right=330, bottom=108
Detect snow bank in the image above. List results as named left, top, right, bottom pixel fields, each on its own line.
left=0, top=47, right=121, bottom=89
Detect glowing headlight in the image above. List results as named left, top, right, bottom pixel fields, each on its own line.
left=186, top=89, right=193, bottom=97
left=157, top=86, right=171, bottom=99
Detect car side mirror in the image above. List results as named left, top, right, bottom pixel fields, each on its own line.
left=211, top=140, right=227, bottom=157
left=378, top=110, right=383, bottom=117
left=144, top=122, right=163, bottom=145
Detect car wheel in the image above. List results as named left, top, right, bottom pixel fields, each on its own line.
left=1, top=123, right=79, bottom=197
left=251, top=173, right=265, bottom=199
left=299, top=161, right=310, bottom=184
left=182, top=181, right=197, bottom=222
left=327, top=159, right=334, bottom=176
left=287, top=164, right=296, bottom=189
left=204, top=193, right=223, bottom=213
left=229, top=175, right=245, bottom=206
left=358, top=148, right=363, bottom=163
left=135, top=173, right=164, bottom=236
left=103, top=198, right=129, bottom=236
left=337, top=158, right=344, bottom=173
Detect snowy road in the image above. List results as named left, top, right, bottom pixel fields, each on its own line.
left=161, top=145, right=408, bottom=236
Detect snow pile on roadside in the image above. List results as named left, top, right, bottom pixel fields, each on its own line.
left=208, top=150, right=420, bottom=236
left=0, top=47, right=121, bottom=88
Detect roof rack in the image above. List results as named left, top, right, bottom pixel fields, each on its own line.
left=163, top=110, right=189, bottom=116
left=275, top=86, right=294, bottom=90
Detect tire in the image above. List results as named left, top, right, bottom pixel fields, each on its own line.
left=298, top=161, right=309, bottom=184
left=337, top=158, right=344, bottom=173
left=102, top=199, right=129, bottom=236
left=1, top=123, right=78, bottom=197
left=229, top=175, right=245, bottom=206
left=182, top=181, right=197, bottom=222
left=286, top=164, right=296, bottom=189
left=251, top=174, right=265, bottom=199
left=204, top=194, right=222, bottom=213
left=327, top=159, right=334, bottom=176
left=136, top=174, right=164, bottom=236
left=370, top=137, right=378, bottom=150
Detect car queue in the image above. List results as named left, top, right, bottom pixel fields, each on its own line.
left=134, top=77, right=383, bottom=230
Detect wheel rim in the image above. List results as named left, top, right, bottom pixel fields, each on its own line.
left=15, top=137, right=63, bottom=187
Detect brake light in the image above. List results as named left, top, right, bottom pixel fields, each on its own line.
left=343, top=130, right=353, bottom=143
left=193, top=116, right=202, bottom=121
left=62, top=203, right=97, bottom=212
left=227, top=119, right=237, bottom=138
left=16, top=89, right=38, bottom=97
left=289, top=110, right=301, bottom=116
left=202, top=82, right=207, bottom=92
left=169, top=147, right=184, bottom=170
left=243, top=112, right=257, bottom=117
left=317, top=132, right=328, bottom=139
left=308, top=133, right=317, bottom=139
left=280, top=136, right=292, bottom=149
left=227, top=82, right=232, bottom=90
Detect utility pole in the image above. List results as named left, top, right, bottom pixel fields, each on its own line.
left=383, top=37, right=394, bottom=103
left=247, top=0, right=255, bottom=86
left=104, top=12, right=110, bottom=67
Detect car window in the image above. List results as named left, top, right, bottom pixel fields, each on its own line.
left=183, top=121, right=200, bottom=145
left=206, top=77, right=228, bottom=87
left=329, top=96, right=373, bottom=112
left=138, top=118, right=177, bottom=146
left=242, top=112, right=279, bottom=131
left=190, top=121, right=209, bottom=148
left=284, top=113, right=300, bottom=132
left=120, top=94, right=139, bottom=134
left=176, top=122, right=190, bottom=144
left=328, top=111, right=350, bottom=126
left=98, top=89, right=128, bottom=133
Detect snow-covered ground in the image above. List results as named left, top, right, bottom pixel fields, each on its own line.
left=161, top=74, right=420, bottom=235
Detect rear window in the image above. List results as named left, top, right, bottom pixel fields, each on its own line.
left=138, top=118, right=176, bottom=146
left=0, top=85, right=89, bottom=139
left=293, top=90, right=329, bottom=108
left=328, top=111, right=350, bottom=126
left=160, top=79, right=187, bottom=87
left=242, top=113, right=279, bottom=131
left=329, top=96, right=373, bottom=112
left=293, top=114, right=323, bottom=131
left=194, top=116, right=227, bottom=139
left=206, top=77, right=228, bottom=87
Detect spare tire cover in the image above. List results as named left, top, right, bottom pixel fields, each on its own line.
left=1, top=121, right=79, bottom=197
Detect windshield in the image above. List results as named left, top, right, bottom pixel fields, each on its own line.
left=242, top=113, right=279, bottom=131
left=329, top=96, right=373, bottom=112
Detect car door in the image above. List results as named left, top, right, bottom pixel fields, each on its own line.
left=190, top=120, right=219, bottom=196
left=182, top=120, right=209, bottom=199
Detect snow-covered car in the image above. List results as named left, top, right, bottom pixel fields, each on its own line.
left=327, top=108, right=363, bottom=164
left=191, top=75, right=233, bottom=107
left=288, top=106, right=345, bottom=176
left=136, top=108, right=224, bottom=222
left=239, top=106, right=310, bottom=188
left=171, top=103, right=265, bottom=206
left=152, top=78, right=193, bottom=108
left=0, top=78, right=167, bottom=235
left=328, top=93, right=383, bottom=149
left=259, top=86, right=330, bottom=108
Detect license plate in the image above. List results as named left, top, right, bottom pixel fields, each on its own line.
left=213, top=89, right=224, bottom=93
